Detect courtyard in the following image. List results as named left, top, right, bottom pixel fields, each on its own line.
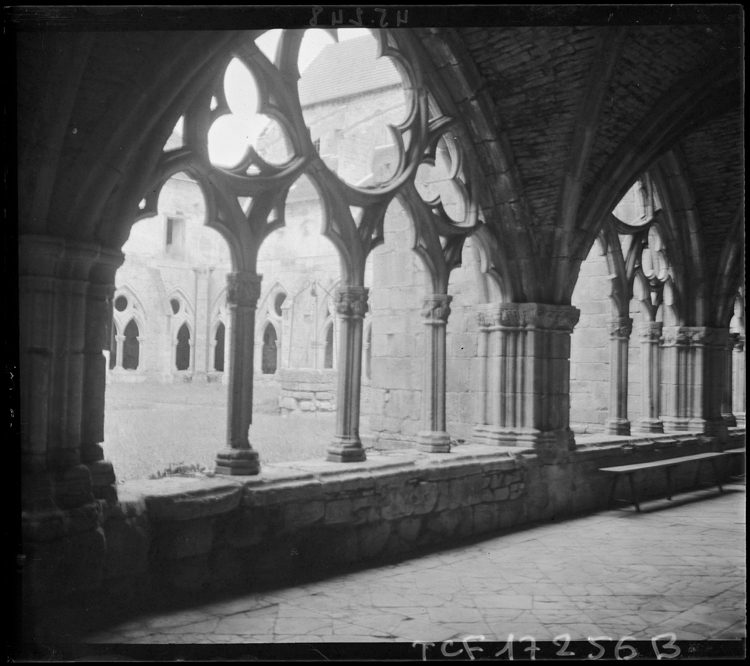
left=104, top=381, right=333, bottom=481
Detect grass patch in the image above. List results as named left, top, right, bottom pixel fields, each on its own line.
left=104, top=380, right=333, bottom=482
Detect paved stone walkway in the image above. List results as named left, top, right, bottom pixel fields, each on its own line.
left=84, top=483, right=745, bottom=645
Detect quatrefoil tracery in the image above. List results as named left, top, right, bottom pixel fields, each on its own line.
left=147, top=28, right=478, bottom=280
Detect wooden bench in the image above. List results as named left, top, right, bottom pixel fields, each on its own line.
left=600, top=452, right=734, bottom=512
left=723, top=447, right=746, bottom=481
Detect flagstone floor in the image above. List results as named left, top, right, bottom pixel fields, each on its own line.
left=83, top=483, right=745, bottom=645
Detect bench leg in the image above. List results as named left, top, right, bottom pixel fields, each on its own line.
left=627, top=473, right=640, bottom=512
left=710, top=459, right=723, bottom=493
left=665, top=466, right=673, bottom=501
left=693, top=461, right=702, bottom=489
left=608, top=475, right=619, bottom=509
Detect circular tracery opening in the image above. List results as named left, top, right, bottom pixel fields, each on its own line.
left=170, top=298, right=181, bottom=314
left=114, top=296, right=128, bottom=312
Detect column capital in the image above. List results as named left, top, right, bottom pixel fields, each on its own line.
left=335, top=286, right=369, bottom=318
left=684, top=327, right=729, bottom=348
left=421, top=294, right=452, bottom=323
left=661, top=326, right=691, bottom=346
left=226, top=272, right=262, bottom=307
left=476, top=302, right=580, bottom=332
left=608, top=317, right=633, bottom=339
left=733, top=334, right=745, bottom=352
left=638, top=321, right=663, bottom=342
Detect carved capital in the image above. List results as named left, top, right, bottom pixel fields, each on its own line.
left=638, top=321, right=663, bottom=342
left=226, top=272, right=262, bottom=307
left=608, top=317, right=633, bottom=339
left=335, top=286, right=369, bottom=318
left=686, top=327, right=728, bottom=348
left=476, top=303, right=580, bottom=332
left=734, top=334, right=745, bottom=352
left=421, top=294, right=452, bottom=323
left=662, top=327, right=691, bottom=347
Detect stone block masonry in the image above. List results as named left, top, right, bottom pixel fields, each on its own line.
left=22, top=429, right=744, bottom=632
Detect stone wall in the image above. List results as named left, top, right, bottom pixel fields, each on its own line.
left=363, top=200, right=484, bottom=448
left=278, top=368, right=338, bottom=414
left=570, top=243, right=611, bottom=431
left=26, top=430, right=745, bottom=641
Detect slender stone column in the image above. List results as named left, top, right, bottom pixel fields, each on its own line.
left=661, top=327, right=691, bottom=431
left=722, top=333, right=739, bottom=426
left=215, top=272, right=262, bottom=475
left=604, top=317, right=633, bottom=435
left=192, top=267, right=209, bottom=381
left=417, top=294, right=452, bottom=453
left=327, top=286, right=369, bottom=462
left=634, top=322, right=664, bottom=433
left=81, top=249, right=124, bottom=501
left=688, top=328, right=728, bottom=439
left=223, top=311, right=232, bottom=385
left=473, top=322, right=489, bottom=428
left=733, top=334, right=745, bottom=426
left=473, top=303, right=580, bottom=452
left=115, top=336, right=125, bottom=370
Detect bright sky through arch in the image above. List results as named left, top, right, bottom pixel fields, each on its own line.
left=207, top=28, right=373, bottom=167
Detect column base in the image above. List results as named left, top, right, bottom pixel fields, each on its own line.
left=722, top=413, right=738, bottom=427
left=214, top=448, right=260, bottom=476
left=604, top=418, right=631, bottom=436
left=662, top=417, right=691, bottom=432
left=416, top=431, right=451, bottom=453
left=326, top=437, right=366, bottom=463
left=633, top=418, right=664, bottom=434
left=700, top=418, right=729, bottom=440
left=85, top=460, right=118, bottom=502
left=735, top=412, right=746, bottom=427
left=473, top=425, right=575, bottom=450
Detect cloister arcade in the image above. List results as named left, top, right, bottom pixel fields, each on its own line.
left=15, top=14, right=743, bottom=638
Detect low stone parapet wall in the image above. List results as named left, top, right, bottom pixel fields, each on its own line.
left=278, top=368, right=337, bottom=414
left=22, top=429, right=745, bottom=641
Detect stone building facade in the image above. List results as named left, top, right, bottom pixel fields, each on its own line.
left=14, top=13, right=745, bottom=641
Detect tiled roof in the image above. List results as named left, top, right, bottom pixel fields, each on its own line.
left=298, top=35, right=403, bottom=107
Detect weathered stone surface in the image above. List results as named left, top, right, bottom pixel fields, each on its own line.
left=358, top=521, right=392, bottom=559
left=124, top=477, right=243, bottom=521
left=103, top=516, right=149, bottom=579
left=152, top=517, right=214, bottom=560
left=282, top=500, right=325, bottom=529
left=325, top=498, right=353, bottom=525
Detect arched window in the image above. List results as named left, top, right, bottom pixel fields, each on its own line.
left=261, top=324, right=278, bottom=375
left=214, top=323, right=225, bottom=372
left=274, top=292, right=286, bottom=317
left=176, top=323, right=191, bottom=371
left=262, top=324, right=278, bottom=374
left=324, top=323, right=334, bottom=370
left=109, top=321, right=118, bottom=370
left=122, top=320, right=140, bottom=370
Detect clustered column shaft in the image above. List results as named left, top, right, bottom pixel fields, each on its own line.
left=327, top=286, right=369, bottom=463
left=81, top=249, right=124, bottom=501
left=215, top=271, right=262, bottom=475
left=634, top=321, right=664, bottom=433
left=604, top=317, right=632, bottom=436
left=661, top=327, right=728, bottom=438
left=20, top=235, right=125, bottom=510
left=473, top=303, right=580, bottom=451
left=417, top=294, right=452, bottom=453
left=732, top=334, right=745, bottom=426
left=722, top=333, right=739, bottom=427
